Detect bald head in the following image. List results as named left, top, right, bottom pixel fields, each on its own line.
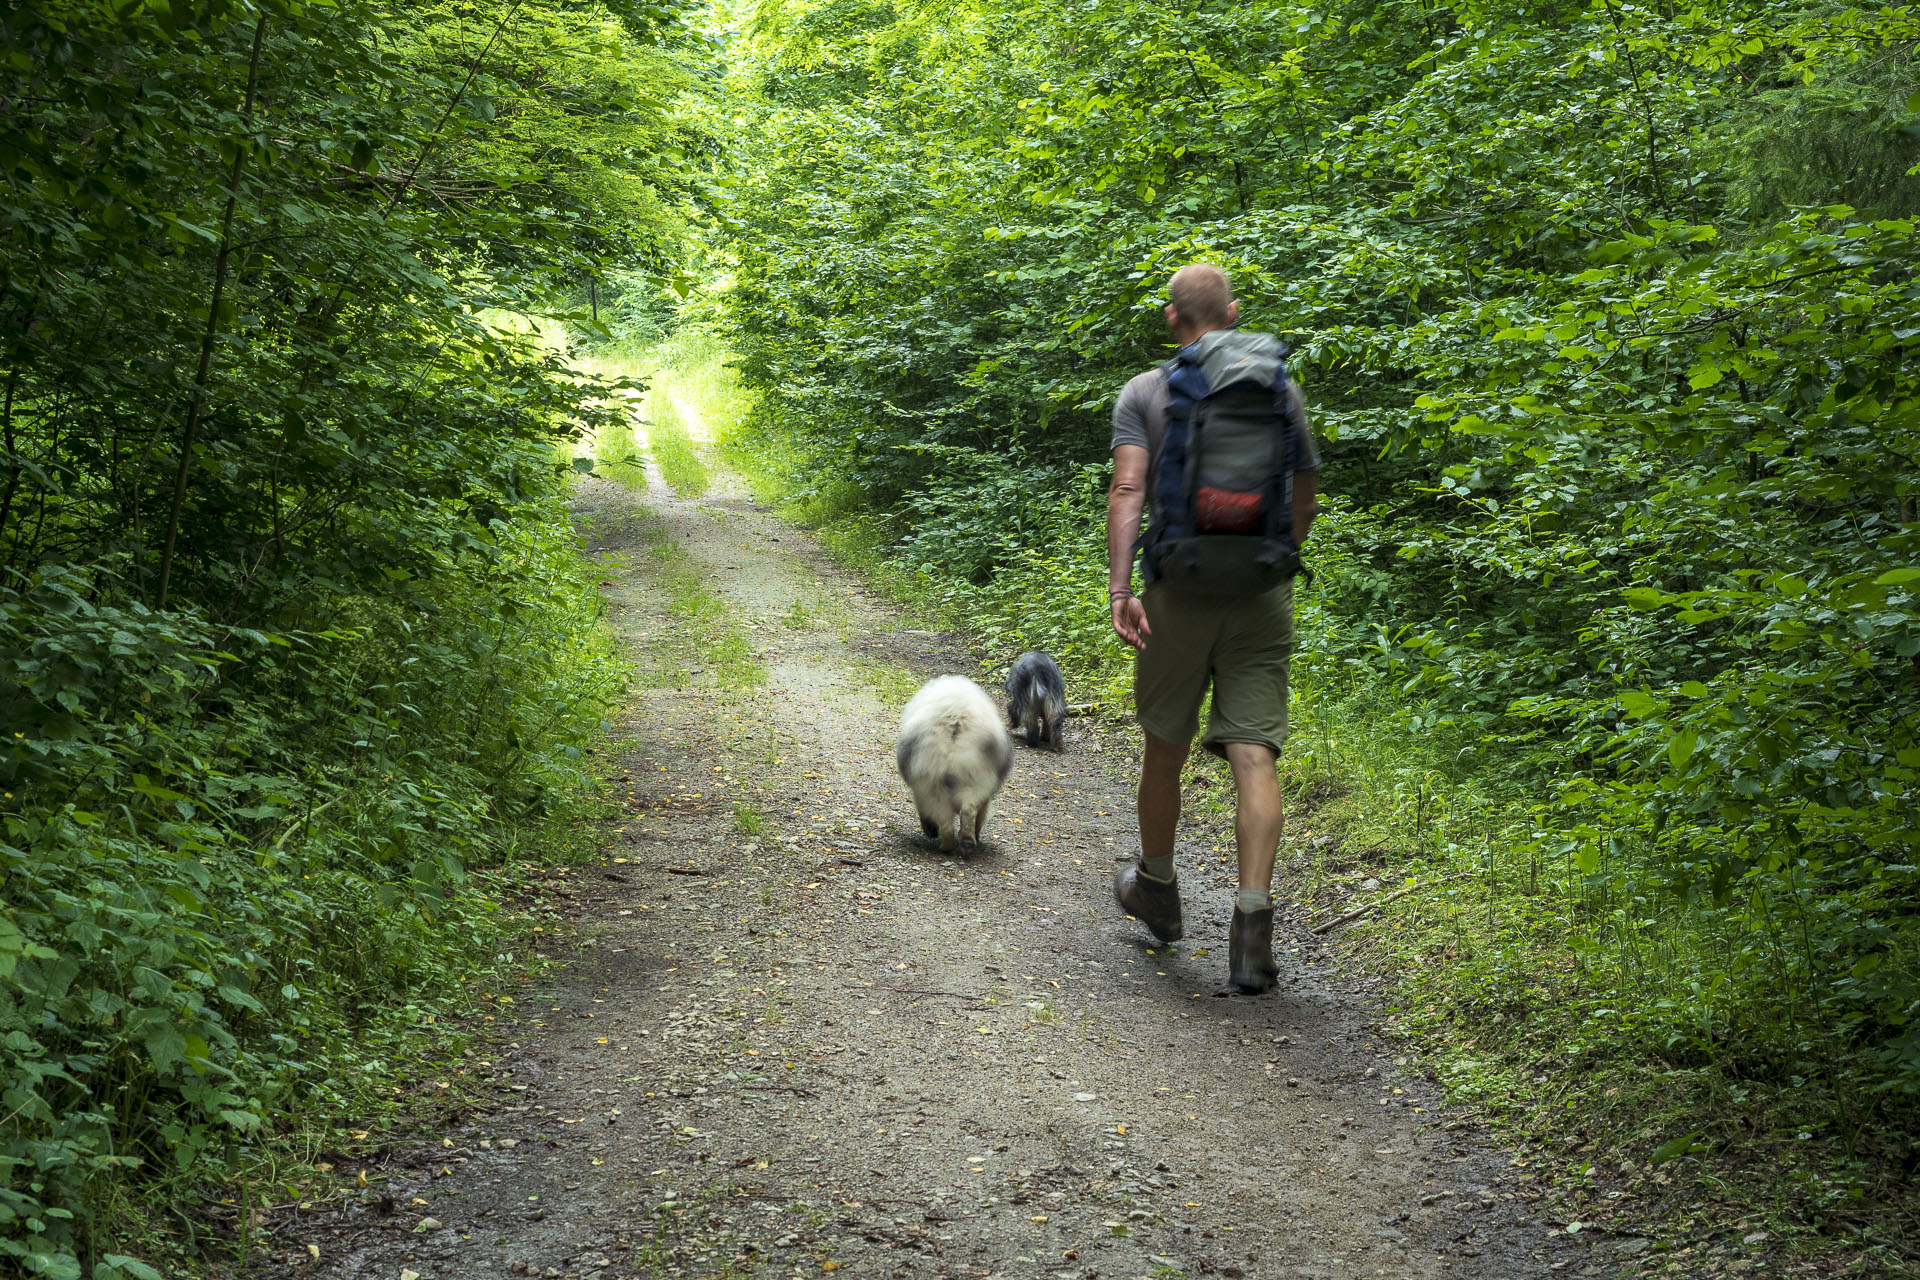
left=1166, top=264, right=1236, bottom=341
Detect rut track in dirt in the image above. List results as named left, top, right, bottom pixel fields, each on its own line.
left=259, top=456, right=1627, bottom=1280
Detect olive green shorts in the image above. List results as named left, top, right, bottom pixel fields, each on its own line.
left=1135, top=582, right=1294, bottom=758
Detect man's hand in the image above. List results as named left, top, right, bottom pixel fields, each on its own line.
left=1111, top=594, right=1151, bottom=650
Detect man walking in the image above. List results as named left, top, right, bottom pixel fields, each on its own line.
left=1105, top=263, right=1320, bottom=993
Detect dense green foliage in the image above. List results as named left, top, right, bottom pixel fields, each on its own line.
left=0, top=0, right=707, bottom=1271
left=711, top=0, right=1920, bottom=1245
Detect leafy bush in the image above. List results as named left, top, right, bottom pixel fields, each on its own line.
left=1, top=508, right=621, bottom=1274
left=0, top=0, right=703, bottom=1269
left=710, top=0, right=1920, bottom=1243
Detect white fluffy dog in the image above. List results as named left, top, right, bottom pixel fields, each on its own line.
left=895, top=676, right=1013, bottom=854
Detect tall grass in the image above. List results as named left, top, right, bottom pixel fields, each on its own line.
left=576, top=329, right=751, bottom=499
left=654, top=327, right=755, bottom=438
left=592, top=395, right=651, bottom=490
left=645, top=393, right=709, bottom=497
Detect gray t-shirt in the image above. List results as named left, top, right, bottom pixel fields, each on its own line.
left=1111, top=359, right=1321, bottom=515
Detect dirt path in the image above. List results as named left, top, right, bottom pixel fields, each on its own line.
left=264, top=450, right=1620, bottom=1279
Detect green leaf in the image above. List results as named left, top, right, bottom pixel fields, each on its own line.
left=1668, top=729, right=1698, bottom=769
left=1650, top=1133, right=1705, bottom=1164
left=145, top=1029, right=186, bottom=1073
left=1872, top=568, right=1920, bottom=585
left=1619, top=691, right=1659, bottom=719
left=1687, top=365, right=1724, bottom=390
left=100, top=1256, right=166, bottom=1280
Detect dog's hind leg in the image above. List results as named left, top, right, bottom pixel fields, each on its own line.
left=952, top=805, right=978, bottom=855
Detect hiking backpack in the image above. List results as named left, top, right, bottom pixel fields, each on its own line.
left=1140, top=328, right=1309, bottom=595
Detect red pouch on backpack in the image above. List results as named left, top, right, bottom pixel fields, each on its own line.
left=1194, top=486, right=1262, bottom=533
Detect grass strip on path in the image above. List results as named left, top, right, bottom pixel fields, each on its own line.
left=628, top=506, right=760, bottom=690
left=645, top=393, right=709, bottom=497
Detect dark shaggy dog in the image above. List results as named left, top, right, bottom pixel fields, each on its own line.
left=1004, top=650, right=1067, bottom=752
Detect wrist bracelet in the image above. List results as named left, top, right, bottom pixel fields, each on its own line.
left=1109, top=590, right=1135, bottom=600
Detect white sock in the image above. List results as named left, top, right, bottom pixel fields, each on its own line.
left=1140, top=855, right=1176, bottom=882
left=1235, top=888, right=1273, bottom=913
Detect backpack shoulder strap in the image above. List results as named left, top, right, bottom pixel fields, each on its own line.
left=1152, top=345, right=1211, bottom=548
left=1262, top=353, right=1302, bottom=546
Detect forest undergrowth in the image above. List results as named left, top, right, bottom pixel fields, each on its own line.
left=652, top=0, right=1920, bottom=1264
left=0, top=2, right=710, bottom=1274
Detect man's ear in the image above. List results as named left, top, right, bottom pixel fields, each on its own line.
left=1164, top=303, right=1181, bottom=332
left=1226, top=299, right=1240, bottom=326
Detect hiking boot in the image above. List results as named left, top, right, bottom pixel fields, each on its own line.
left=1230, top=906, right=1279, bottom=993
left=1113, top=860, right=1184, bottom=943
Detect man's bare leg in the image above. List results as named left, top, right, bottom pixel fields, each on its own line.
left=1223, top=741, right=1283, bottom=892
left=1114, top=730, right=1191, bottom=942
left=1224, top=741, right=1283, bottom=993
left=1138, top=730, right=1191, bottom=870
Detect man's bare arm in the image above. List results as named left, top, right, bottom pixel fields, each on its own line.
left=1292, top=471, right=1320, bottom=548
left=1108, top=445, right=1151, bottom=649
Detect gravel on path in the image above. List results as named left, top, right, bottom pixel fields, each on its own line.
left=257, top=466, right=1618, bottom=1280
